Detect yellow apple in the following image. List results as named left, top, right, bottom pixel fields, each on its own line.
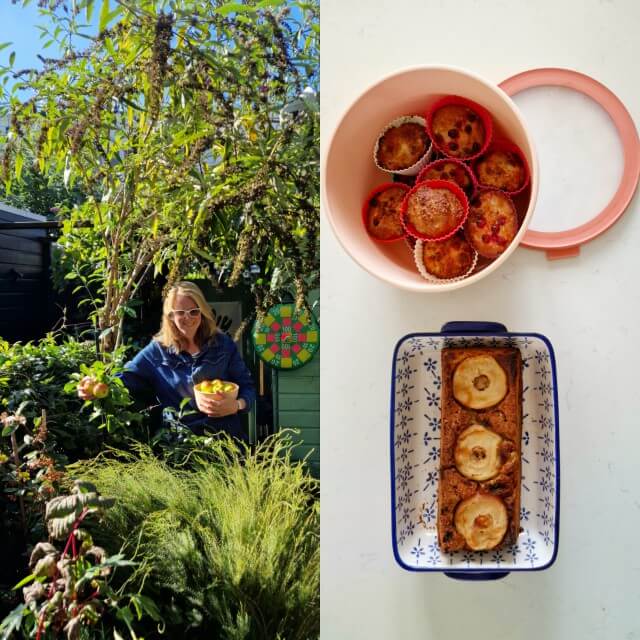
left=92, top=382, right=109, bottom=399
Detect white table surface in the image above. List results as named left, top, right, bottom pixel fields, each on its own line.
left=319, top=1, right=640, bottom=638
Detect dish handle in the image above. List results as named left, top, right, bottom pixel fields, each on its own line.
left=441, top=321, right=507, bottom=334
left=444, top=571, right=509, bottom=581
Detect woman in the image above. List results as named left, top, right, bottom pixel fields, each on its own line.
left=79, top=281, right=255, bottom=441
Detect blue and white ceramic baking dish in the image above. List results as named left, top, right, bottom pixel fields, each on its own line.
left=390, top=322, right=560, bottom=579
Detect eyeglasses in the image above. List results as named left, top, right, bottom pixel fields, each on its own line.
left=169, top=308, right=201, bottom=319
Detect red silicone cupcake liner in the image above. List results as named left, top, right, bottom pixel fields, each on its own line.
left=464, top=188, right=518, bottom=259
left=472, top=138, right=531, bottom=196
left=416, top=157, right=478, bottom=199
left=401, top=179, right=470, bottom=243
left=362, top=182, right=411, bottom=243
left=425, top=95, right=493, bottom=162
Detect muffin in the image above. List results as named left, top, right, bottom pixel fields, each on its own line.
left=427, top=97, right=492, bottom=160
left=362, top=183, right=409, bottom=241
left=414, top=233, right=477, bottom=281
left=465, top=189, right=518, bottom=259
left=402, top=180, right=468, bottom=241
left=374, top=116, right=432, bottom=175
left=416, top=158, right=476, bottom=198
left=474, top=143, right=529, bottom=193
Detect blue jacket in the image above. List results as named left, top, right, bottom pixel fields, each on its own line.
left=120, top=333, right=255, bottom=440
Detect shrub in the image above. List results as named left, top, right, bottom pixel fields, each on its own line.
left=73, top=433, right=320, bottom=639
left=0, top=334, right=149, bottom=607
left=0, top=335, right=148, bottom=460
left=0, top=480, right=159, bottom=640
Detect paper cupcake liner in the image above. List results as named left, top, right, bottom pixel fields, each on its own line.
left=401, top=179, right=469, bottom=242
left=472, top=138, right=531, bottom=196
left=374, top=115, right=434, bottom=176
left=426, top=95, right=493, bottom=162
left=413, top=238, right=478, bottom=283
left=416, top=157, right=478, bottom=199
left=464, top=188, right=518, bottom=259
left=362, top=182, right=410, bottom=243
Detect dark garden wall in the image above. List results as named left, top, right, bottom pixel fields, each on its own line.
left=0, top=203, right=54, bottom=342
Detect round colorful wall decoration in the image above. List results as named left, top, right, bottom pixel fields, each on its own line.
left=252, top=304, right=319, bottom=370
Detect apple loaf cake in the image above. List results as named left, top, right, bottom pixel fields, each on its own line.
left=437, top=347, right=522, bottom=552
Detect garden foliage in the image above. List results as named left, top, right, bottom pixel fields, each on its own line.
left=0, top=480, right=159, bottom=640
left=0, top=335, right=143, bottom=459
left=0, top=334, right=147, bottom=588
left=1, top=0, right=319, bottom=350
left=73, top=433, right=320, bottom=639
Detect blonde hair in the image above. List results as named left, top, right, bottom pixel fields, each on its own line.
left=155, top=281, right=218, bottom=351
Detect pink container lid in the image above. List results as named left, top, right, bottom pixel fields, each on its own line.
left=499, top=68, right=640, bottom=260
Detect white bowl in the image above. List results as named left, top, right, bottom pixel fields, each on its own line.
left=322, top=65, right=539, bottom=292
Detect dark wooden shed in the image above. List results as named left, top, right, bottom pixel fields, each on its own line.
left=0, top=203, right=54, bottom=342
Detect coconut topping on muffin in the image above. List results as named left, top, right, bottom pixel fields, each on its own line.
left=405, top=185, right=465, bottom=238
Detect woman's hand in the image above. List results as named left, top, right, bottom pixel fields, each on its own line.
left=195, top=393, right=239, bottom=418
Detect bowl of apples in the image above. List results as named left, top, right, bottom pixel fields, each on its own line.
left=194, top=378, right=239, bottom=404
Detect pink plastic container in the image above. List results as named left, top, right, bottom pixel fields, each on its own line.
left=322, top=65, right=538, bottom=292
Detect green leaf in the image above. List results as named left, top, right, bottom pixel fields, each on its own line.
left=2, top=422, right=18, bottom=436
left=100, top=553, right=136, bottom=569
left=104, top=37, right=115, bottom=58
left=116, top=605, right=134, bottom=631
left=192, top=246, right=217, bottom=262
left=99, top=327, right=113, bottom=340
left=215, top=3, right=256, bottom=16
left=106, top=7, right=123, bottom=28
left=99, top=0, right=110, bottom=33
left=0, top=602, right=27, bottom=638
left=86, top=0, right=94, bottom=22
left=12, top=573, right=36, bottom=590
left=0, top=42, right=12, bottom=52
left=9, top=52, right=15, bottom=67
left=16, top=400, right=30, bottom=416
left=257, top=0, right=284, bottom=7
left=119, top=96, right=144, bottom=112
left=129, top=593, right=162, bottom=622
left=14, top=153, right=23, bottom=181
